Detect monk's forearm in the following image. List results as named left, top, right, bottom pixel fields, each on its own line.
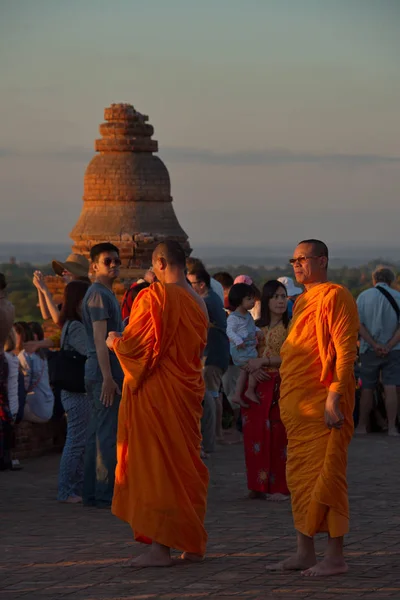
left=330, top=339, right=357, bottom=395
left=326, top=390, right=341, bottom=407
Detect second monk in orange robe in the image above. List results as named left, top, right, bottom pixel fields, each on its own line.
left=106, top=241, right=209, bottom=568
left=267, top=239, right=359, bottom=578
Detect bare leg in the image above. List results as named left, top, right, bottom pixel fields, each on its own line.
left=126, top=542, right=173, bottom=568
left=266, top=531, right=316, bottom=571
left=354, top=388, right=373, bottom=434
left=302, top=536, right=348, bottom=577
left=215, top=393, right=224, bottom=441
left=232, top=369, right=250, bottom=408
left=384, top=385, right=400, bottom=436
left=244, top=373, right=260, bottom=405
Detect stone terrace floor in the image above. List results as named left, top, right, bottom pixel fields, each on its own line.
left=1, top=434, right=400, bottom=600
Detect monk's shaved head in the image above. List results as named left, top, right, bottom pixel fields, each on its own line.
left=152, top=241, right=187, bottom=269
left=298, top=239, right=329, bottom=260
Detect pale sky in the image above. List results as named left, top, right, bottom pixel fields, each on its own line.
left=1, top=0, right=399, bottom=247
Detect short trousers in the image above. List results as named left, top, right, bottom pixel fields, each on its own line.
left=203, top=365, right=225, bottom=397
left=360, top=350, right=400, bottom=389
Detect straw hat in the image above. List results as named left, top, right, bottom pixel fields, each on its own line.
left=52, top=253, right=90, bottom=278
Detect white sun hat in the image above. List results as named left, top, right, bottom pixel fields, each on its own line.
left=277, top=276, right=303, bottom=297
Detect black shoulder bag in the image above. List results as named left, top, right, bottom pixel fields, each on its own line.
left=52, top=322, right=87, bottom=393
left=376, top=286, right=400, bottom=320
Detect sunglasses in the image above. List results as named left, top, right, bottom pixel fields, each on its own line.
left=289, top=255, right=323, bottom=266
left=100, top=258, right=122, bottom=267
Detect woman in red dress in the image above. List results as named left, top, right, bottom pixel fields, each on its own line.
left=241, top=280, right=291, bottom=501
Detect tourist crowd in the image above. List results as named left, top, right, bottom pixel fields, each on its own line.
left=1, top=240, right=400, bottom=573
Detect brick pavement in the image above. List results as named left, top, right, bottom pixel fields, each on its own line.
left=1, top=434, right=400, bottom=600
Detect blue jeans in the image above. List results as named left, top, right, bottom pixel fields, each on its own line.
left=57, top=390, right=91, bottom=501
left=82, top=379, right=121, bottom=508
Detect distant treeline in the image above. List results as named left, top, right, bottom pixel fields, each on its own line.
left=1, top=259, right=400, bottom=322
left=209, top=260, right=400, bottom=298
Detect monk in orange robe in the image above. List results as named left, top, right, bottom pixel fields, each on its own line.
left=267, top=239, right=359, bottom=577
left=106, top=241, right=209, bottom=567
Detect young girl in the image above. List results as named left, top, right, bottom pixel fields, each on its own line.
left=227, top=283, right=263, bottom=407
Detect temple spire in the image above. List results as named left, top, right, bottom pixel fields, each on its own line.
left=70, top=102, right=190, bottom=275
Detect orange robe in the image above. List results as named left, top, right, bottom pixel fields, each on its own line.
left=111, top=283, right=209, bottom=555
left=279, top=283, right=359, bottom=538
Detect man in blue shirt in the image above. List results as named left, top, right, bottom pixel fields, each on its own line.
left=187, top=266, right=230, bottom=453
left=356, top=266, right=400, bottom=437
left=82, top=242, right=124, bottom=507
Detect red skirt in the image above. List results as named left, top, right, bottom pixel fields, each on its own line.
left=241, top=372, right=289, bottom=495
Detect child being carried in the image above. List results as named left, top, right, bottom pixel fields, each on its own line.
left=227, top=283, right=263, bottom=408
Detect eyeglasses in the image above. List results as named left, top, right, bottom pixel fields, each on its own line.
left=289, top=255, right=323, bottom=265
left=100, top=258, right=122, bottom=267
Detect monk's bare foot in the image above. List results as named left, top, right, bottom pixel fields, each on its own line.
left=125, top=545, right=173, bottom=568
left=266, top=552, right=316, bottom=571
left=244, top=389, right=260, bottom=405
left=248, top=490, right=266, bottom=500
left=388, top=428, right=400, bottom=437
left=267, top=493, right=290, bottom=503
left=302, top=557, right=348, bottom=577
left=180, top=552, right=205, bottom=563
left=354, top=426, right=368, bottom=435
left=200, top=448, right=209, bottom=459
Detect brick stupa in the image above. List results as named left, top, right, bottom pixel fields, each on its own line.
left=70, top=103, right=190, bottom=278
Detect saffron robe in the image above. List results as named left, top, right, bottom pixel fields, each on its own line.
left=112, top=283, right=209, bottom=555
left=279, top=283, right=359, bottom=538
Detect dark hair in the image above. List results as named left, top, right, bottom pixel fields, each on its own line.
left=257, top=280, right=290, bottom=329
left=59, top=280, right=91, bottom=327
left=0, top=272, right=6, bottom=291
left=153, top=241, right=187, bottom=269
left=373, top=266, right=396, bottom=286
left=228, top=283, right=255, bottom=310
left=14, top=322, right=34, bottom=348
left=298, top=239, right=329, bottom=260
left=90, top=243, right=120, bottom=263
left=28, top=321, right=44, bottom=341
left=186, top=256, right=205, bottom=270
left=76, top=275, right=91, bottom=284
left=213, top=271, right=234, bottom=290
left=130, top=281, right=150, bottom=303
left=188, top=266, right=211, bottom=288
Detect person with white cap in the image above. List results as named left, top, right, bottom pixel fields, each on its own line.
left=33, top=253, right=90, bottom=326
left=277, top=276, right=303, bottom=318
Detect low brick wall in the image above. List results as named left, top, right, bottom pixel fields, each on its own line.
left=14, top=418, right=66, bottom=460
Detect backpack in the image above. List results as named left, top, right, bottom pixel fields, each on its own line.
left=121, top=282, right=140, bottom=322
